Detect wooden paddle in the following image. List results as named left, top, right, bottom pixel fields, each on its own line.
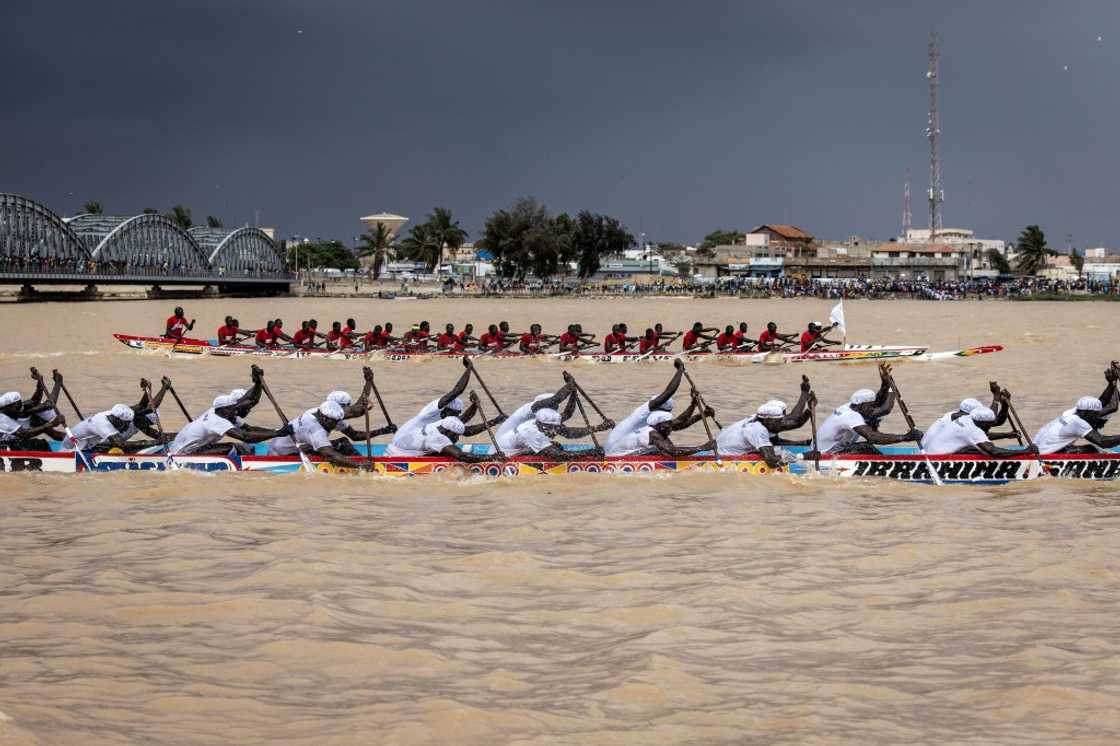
left=1004, top=393, right=1046, bottom=477
left=465, top=357, right=505, bottom=417
left=166, top=382, right=193, bottom=422
left=141, top=379, right=177, bottom=468
left=363, top=367, right=393, bottom=461
left=808, top=393, right=820, bottom=473
left=678, top=364, right=723, bottom=429
left=571, top=389, right=601, bottom=451
left=51, top=369, right=85, bottom=421
left=883, top=367, right=942, bottom=486
left=469, top=391, right=505, bottom=460
left=256, top=368, right=313, bottom=473
left=563, top=373, right=610, bottom=424
left=689, top=388, right=721, bottom=465
left=32, top=369, right=88, bottom=471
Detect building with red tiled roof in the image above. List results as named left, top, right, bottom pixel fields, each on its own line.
left=750, top=224, right=816, bottom=257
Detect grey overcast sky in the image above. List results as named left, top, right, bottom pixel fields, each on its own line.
left=2, top=1, right=1116, bottom=246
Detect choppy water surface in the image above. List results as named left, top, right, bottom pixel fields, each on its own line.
left=2, top=297, right=1119, bottom=744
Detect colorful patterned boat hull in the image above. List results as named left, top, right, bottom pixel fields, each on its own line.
left=112, top=334, right=1002, bottom=365
left=2, top=449, right=1115, bottom=483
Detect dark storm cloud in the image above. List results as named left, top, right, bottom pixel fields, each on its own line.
left=2, top=1, right=1116, bottom=246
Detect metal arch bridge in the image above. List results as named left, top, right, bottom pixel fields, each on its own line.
left=0, top=193, right=292, bottom=291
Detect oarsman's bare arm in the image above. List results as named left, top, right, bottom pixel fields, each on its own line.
left=437, top=445, right=490, bottom=463
left=310, top=444, right=369, bottom=470
left=533, top=383, right=573, bottom=413
left=648, top=431, right=714, bottom=457
left=338, top=423, right=396, bottom=440
left=852, top=424, right=920, bottom=446
left=649, top=364, right=685, bottom=412
left=1085, top=430, right=1120, bottom=450
left=975, top=441, right=1033, bottom=458
left=755, top=444, right=786, bottom=469
left=535, top=443, right=603, bottom=460
left=439, top=365, right=473, bottom=410
left=463, top=415, right=506, bottom=437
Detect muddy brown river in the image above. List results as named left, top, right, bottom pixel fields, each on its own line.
left=1, top=297, right=1118, bottom=745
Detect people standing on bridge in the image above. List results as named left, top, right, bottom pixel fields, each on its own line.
left=164, top=307, right=195, bottom=341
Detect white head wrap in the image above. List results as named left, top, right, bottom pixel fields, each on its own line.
left=969, top=406, right=996, bottom=423
left=849, top=389, right=876, bottom=405
left=228, top=388, right=247, bottom=400
left=318, top=400, right=345, bottom=420
left=756, top=400, right=787, bottom=418
left=437, top=416, right=465, bottom=435
left=0, top=391, right=21, bottom=407
left=959, top=398, right=983, bottom=414
left=655, top=397, right=674, bottom=412
left=327, top=390, right=352, bottom=406
left=110, top=404, right=135, bottom=422
left=647, top=411, right=673, bottom=427
left=534, top=408, right=562, bottom=425
left=1077, top=396, right=1103, bottom=412
left=444, top=398, right=465, bottom=413
left=212, top=394, right=234, bottom=409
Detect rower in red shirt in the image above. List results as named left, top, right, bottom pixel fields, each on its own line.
left=437, top=323, right=462, bottom=352
left=456, top=323, right=478, bottom=350
left=715, top=325, right=738, bottom=351
left=639, top=328, right=658, bottom=354
left=326, top=321, right=354, bottom=349
left=799, top=321, right=840, bottom=352
left=757, top=321, right=798, bottom=351
left=292, top=320, right=321, bottom=348
left=164, top=306, right=195, bottom=340
left=478, top=324, right=501, bottom=350
left=681, top=322, right=718, bottom=352
left=496, top=321, right=520, bottom=350
left=519, top=323, right=547, bottom=354
left=603, top=324, right=623, bottom=353
left=254, top=320, right=277, bottom=348
left=216, top=316, right=239, bottom=346
left=731, top=322, right=755, bottom=350
left=379, top=322, right=396, bottom=348
left=362, top=324, right=383, bottom=349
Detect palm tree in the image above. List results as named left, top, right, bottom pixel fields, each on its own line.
left=398, top=224, right=443, bottom=272
left=165, top=205, right=193, bottom=230
left=206, top=215, right=223, bottom=228
left=1070, top=247, right=1085, bottom=278
left=82, top=200, right=104, bottom=215
left=424, top=206, right=468, bottom=272
left=356, top=221, right=395, bottom=279
left=1014, top=225, right=1055, bottom=276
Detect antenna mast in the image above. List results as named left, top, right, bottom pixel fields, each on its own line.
left=903, top=169, right=912, bottom=238
left=927, top=32, right=943, bottom=235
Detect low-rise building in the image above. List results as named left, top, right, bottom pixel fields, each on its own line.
left=750, top=224, right=815, bottom=256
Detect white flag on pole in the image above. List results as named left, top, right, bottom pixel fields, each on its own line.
left=829, top=300, right=846, bottom=334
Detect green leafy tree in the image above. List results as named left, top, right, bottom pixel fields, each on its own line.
left=165, top=205, right=193, bottom=230
left=1013, top=225, right=1055, bottom=276
left=699, top=229, right=745, bottom=250
left=356, top=221, right=395, bottom=279
left=397, top=224, right=443, bottom=271
left=82, top=200, right=104, bottom=215
left=986, top=247, right=1011, bottom=275
left=285, top=239, right=358, bottom=270
left=423, top=207, right=468, bottom=271
left=1070, top=247, right=1085, bottom=277
left=206, top=215, right=223, bottom=228
left=572, top=211, right=635, bottom=278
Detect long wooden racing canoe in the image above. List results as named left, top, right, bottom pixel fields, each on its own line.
left=2, top=448, right=1115, bottom=483
left=112, top=334, right=1002, bottom=364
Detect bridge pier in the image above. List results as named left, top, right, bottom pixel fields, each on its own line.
left=147, top=284, right=218, bottom=300
left=16, top=284, right=102, bottom=302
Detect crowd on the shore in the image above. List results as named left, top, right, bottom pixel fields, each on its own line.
left=345, top=275, right=1119, bottom=301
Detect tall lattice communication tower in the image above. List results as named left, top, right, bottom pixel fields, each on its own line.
left=903, top=170, right=912, bottom=237
left=926, top=32, right=943, bottom=234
